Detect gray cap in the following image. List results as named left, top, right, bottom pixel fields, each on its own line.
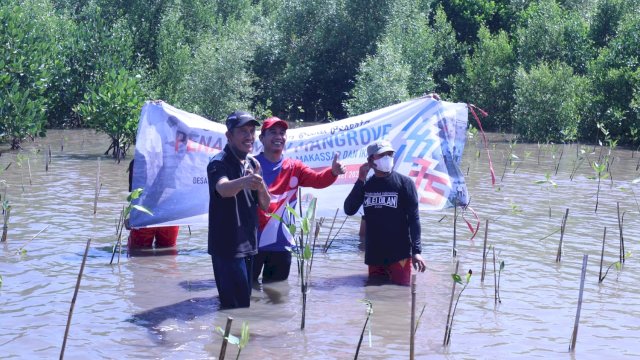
left=225, top=111, right=260, bottom=131
left=367, top=139, right=395, bottom=157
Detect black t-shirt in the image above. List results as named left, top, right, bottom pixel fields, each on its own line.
left=344, top=171, right=421, bottom=265
left=207, top=145, right=260, bottom=258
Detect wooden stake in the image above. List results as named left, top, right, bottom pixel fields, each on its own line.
left=481, top=220, right=489, bottom=282
left=1, top=207, right=11, bottom=242
left=569, top=254, right=588, bottom=352
left=93, top=158, right=101, bottom=215
left=27, top=158, right=32, bottom=185
left=452, top=203, right=457, bottom=258
left=556, top=208, right=569, bottom=262
left=617, top=202, right=625, bottom=263
left=219, top=316, right=233, bottom=360
left=598, top=227, right=606, bottom=283
left=60, top=238, right=91, bottom=360
left=322, top=208, right=340, bottom=252
left=410, top=274, right=417, bottom=360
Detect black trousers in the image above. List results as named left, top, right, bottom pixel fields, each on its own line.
left=252, top=251, right=292, bottom=283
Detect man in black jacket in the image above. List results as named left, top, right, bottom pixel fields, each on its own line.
left=207, top=111, right=270, bottom=308
left=344, top=139, right=426, bottom=285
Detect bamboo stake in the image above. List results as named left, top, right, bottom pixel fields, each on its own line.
left=617, top=202, right=625, bottom=263
left=481, top=220, right=489, bottom=282
left=48, top=145, right=52, bottom=165
left=324, top=215, right=349, bottom=253
left=493, top=247, right=498, bottom=304
left=598, top=227, right=606, bottom=283
left=27, top=158, right=32, bottom=185
left=556, top=208, right=569, bottom=262
left=45, top=149, right=48, bottom=172
left=93, top=158, right=101, bottom=215
left=16, top=225, right=50, bottom=253
left=1, top=207, right=11, bottom=242
left=443, top=261, right=460, bottom=346
left=219, top=316, right=233, bottom=360
left=452, top=203, right=457, bottom=258
left=410, top=274, right=417, bottom=360
left=569, top=254, right=588, bottom=352
left=60, top=238, right=91, bottom=360
left=322, top=208, right=339, bottom=252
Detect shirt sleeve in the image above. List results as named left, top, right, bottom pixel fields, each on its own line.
left=343, top=179, right=365, bottom=216
left=296, top=161, right=337, bottom=189
left=405, top=177, right=421, bottom=255
left=207, top=159, right=228, bottom=197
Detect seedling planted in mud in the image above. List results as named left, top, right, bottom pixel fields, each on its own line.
left=534, top=172, right=557, bottom=218
left=1, top=198, right=11, bottom=242
left=216, top=321, right=249, bottom=360
left=355, top=299, right=373, bottom=360
left=444, top=269, right=472, bottom=346
left=589, top=161, right=609, bottom=212
left=110, top=188, right=153, bottom=264
left=271, top=197, right=318, bottom=330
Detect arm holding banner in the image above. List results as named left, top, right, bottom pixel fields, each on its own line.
left=343, top=163, right=369, bottom=216
left=405, top=176, right=426, bottom=272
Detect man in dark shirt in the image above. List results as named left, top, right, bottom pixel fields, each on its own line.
left=344, top=139, right=426, bottom=285
left=207, top=111, right=270, bottom=308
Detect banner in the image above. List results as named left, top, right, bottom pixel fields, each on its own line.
left=130, top=97, right=469, bottom=227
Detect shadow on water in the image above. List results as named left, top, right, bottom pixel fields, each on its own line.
left=128, top=296, right=220, bottom=341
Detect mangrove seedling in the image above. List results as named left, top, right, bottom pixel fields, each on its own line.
left=589, top=161, right=609, bottom=212
left=270, top=197, right=318, bottom=330
left=1, top=198, right=11, bottom=242
left=216, top=321, right=249, bottom=360
left=355, top=299, right=373, bottom=360
left=444, top=269, right=472, bottom=346
left=534, top=172, right=557, bottom=218
left=493, top=247, right=504, bottom=304
left=110, top=188, right=152, bottom=264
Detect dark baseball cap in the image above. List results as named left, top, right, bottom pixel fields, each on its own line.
left=225, top=111, right=260, bottom=131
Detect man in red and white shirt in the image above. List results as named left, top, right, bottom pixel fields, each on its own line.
left=254, top=117, right=345, bottom=283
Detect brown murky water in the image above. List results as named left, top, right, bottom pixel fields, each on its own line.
left=1, top=129, right=639, bottom=359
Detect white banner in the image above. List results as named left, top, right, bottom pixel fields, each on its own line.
left=130, top=97, right=469, bottom=227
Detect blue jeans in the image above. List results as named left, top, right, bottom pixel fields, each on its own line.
left=211, top=254, right=253, bottom=309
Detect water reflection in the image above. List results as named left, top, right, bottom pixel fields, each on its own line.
left=1, top=130, right=640, bottom=359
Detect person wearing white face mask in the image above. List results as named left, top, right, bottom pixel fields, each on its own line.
left=344, top=139, right=426, bottom=286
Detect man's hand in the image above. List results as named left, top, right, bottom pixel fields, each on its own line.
left=243, top=166, right=265, bottom=191
left=357, top=163, right=370, bottom=182
left=331, top=152, right=346, bottom=176
left=412, top=254, right=426, bottom=273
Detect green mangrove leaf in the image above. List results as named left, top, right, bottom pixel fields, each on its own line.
left=303, top=244, right=312, bottom=260
left=269, top=212, right=284, bottom=223
left=452, top=273, right=462, bottom=284
left=307, top=197, right=317, bottom=221
left=615, top=262, right=621, bottom=271
left=465, top=270, right=472, bottom=283
left=131, top=205, right=153, bottom=216
left=288, top=224, right=296, bottom=236
left=285, top=204, right=298, bottom=219
left=215, top=326, right=240, bottom=345
left=302, top=217, right=310, bottom=234
left=239, top=321, right=250, bottom=348
left=127, top=188, right=144, bottom=202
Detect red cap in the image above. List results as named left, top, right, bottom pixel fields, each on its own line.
left=261, top=117, right=289, bottom=132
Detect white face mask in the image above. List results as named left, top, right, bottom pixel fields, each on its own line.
left=373, top=155, right=394, bottom=173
